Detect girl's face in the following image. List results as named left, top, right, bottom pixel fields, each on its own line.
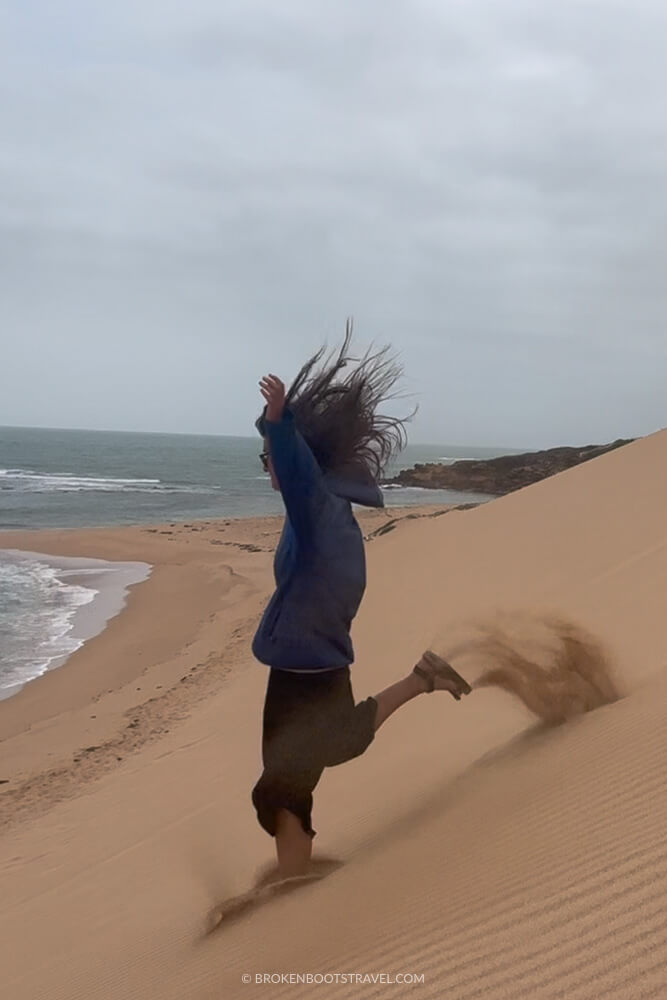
left=263, top=438, right=280, bottom=491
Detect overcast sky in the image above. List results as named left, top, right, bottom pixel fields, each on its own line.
left=2, top=1, right=666, bottom=448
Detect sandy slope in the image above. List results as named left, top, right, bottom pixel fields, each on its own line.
left=1, top=433, right=666, bottom=999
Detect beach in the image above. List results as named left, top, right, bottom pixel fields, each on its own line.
left=1, top=431, right=667, bottom=999
left=0, top=504, right=451, bottom=828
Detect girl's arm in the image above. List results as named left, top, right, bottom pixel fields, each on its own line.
left=264, top=409, right=326, bottom=540
left=259, top=373, right=326, bottom=541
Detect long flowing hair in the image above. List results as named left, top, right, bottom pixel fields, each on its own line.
left=257, top=320, right=417, bottom=482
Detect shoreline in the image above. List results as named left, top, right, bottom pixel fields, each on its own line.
left=0, top=550, right=151, bottom=702
left=0, top=482, right=487, bottom=534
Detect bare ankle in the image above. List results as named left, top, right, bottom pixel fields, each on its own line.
left=275, top=809, right=313, bottom=878
left=410, top=669, right=430, bottom=695
left=278, top=858, right=310, bottom=879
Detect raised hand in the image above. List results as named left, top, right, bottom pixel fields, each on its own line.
left=259, top=374, right=286, bottom=422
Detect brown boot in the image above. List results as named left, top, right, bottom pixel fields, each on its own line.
left=413, top=650, right=472, bottom=700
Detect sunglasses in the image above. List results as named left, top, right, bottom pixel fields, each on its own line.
left=259, top=451, right=269, bottom=472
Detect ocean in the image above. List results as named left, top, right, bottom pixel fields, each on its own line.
left=0, top=425, right=515, bottom=699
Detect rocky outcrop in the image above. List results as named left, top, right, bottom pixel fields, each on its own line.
left=382, top=438, right=635, bottom=496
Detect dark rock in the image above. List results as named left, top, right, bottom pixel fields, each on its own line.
left=382, top=438, right=635, bottom=495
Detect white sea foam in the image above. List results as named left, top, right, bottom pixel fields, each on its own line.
left=0, top=559, right=94, bottom=693
left=381, top=483, right=431, bottom=491
left=0, top=550, right=151, bottom=700
left=0, top=468, right=218, bottom=494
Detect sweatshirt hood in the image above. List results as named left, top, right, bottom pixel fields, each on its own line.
left=323, top=472, right=385, bottom=508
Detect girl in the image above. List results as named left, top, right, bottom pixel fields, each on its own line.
left=251, top=327, right=472, bottom=880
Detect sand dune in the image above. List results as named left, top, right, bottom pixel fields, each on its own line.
left=1, top=431, right=666, bottom=999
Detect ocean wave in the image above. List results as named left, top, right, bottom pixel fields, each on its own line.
left=381, top=484, right=431, bottom=491
left=0, top=468, right=219, bottom=494
left=0, top=558, right=97, bottom=692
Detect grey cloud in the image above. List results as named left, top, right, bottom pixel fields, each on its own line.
left=1, top=0, right=665, bottom=446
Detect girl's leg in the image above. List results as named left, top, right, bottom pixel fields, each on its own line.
left=252, top=670, right=330, bottom=881
left=255, top=666, right=463, bottom=881
left=275, top=808, right=314, bottom=878
left=372, top=657, right=471, bottom=729
left=371, top=670, right=429, bottom=730
left=321, top=662, right=463, bottom=769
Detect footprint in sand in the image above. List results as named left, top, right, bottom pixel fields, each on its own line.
left=203, top=857, right=344, bottom=935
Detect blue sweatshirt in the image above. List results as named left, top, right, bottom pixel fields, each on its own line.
left=251, top=407, right=384, bottom=671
